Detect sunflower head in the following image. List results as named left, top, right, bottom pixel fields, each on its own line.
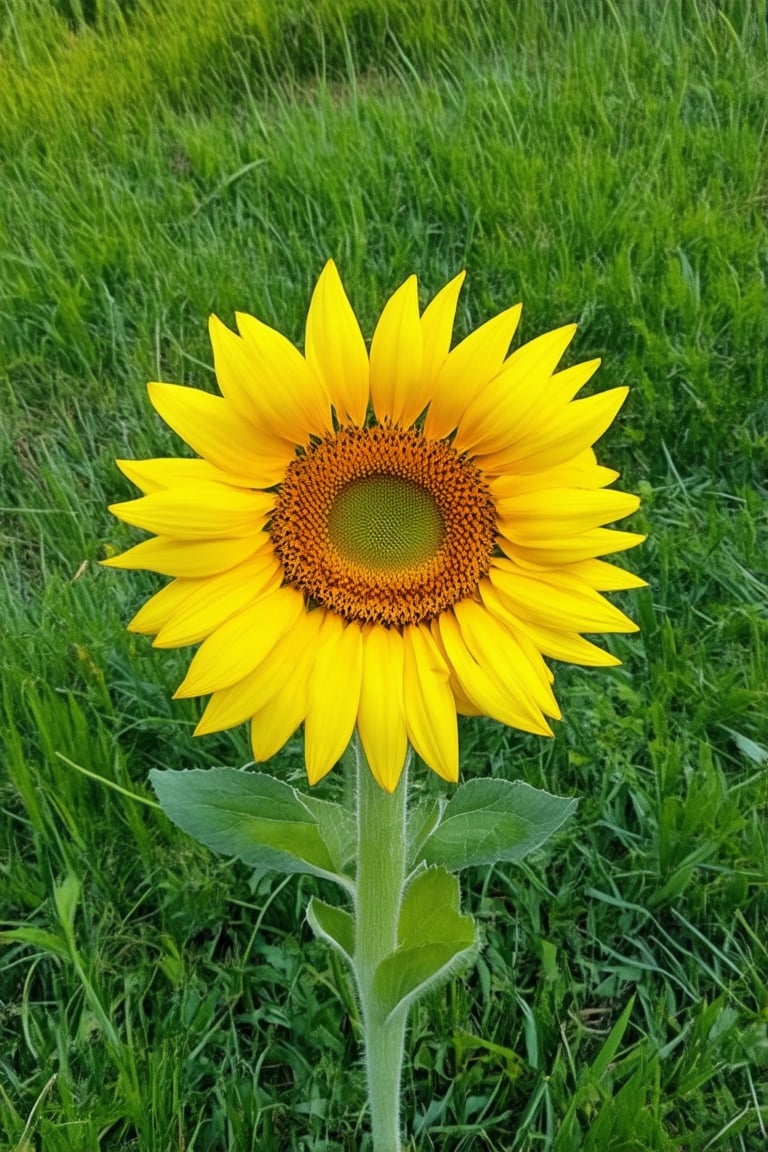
left=106, top=261, right=644, bottom=791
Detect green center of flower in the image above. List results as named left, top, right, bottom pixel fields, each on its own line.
left=327, top=476, right=445, bottom=572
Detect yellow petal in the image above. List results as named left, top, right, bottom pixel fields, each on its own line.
left=249, top=634, right=320, bottom=761
left=174, top=585, right=304, bottom=698
left=101, top=534, right=261, bottom=577
left=234, top=311, right=334, bottom=439
left=402, top=625, right=459, bottom=783
left=510, top=616, right=622, bottom=667
left=147, top=381, right=293, bottom=485
left=563, top=558, right=648, bottom=591
left=305, top=616, right=364, bottom=785
left=116, top=457, right=259, bottom=495
left=196, top=610, right=325, bottom=736
left=487, top=561, right=638, bottom=634
left=498, top=527, right=646, bottom=567
left=496, top=487, right=640, bottom=538
left=419, top=271, right=466, bottom=391
left=437, top=610, right=553, bottom=736
left=488, top=449, right=618, bottom=497
left=369, top=275, right=423, bottom=427
left=153, top=551, right=282, bottom=648
left=109, top=484, right=273, bottom=539
left=208, top=313, right=278, bottom=430
left=480, top=387, right=630, bottom=475
left=423, top=303, right=522, bottom=440
left=211, top=313, right=332, bottom=444
left=357, top=625, right=408, bottom=792
left=249, top=694, right=306, bottom=763
left=453, top=597, right=560, bottom=721
left=453, top=324, right=577, bottom=455
left=128, top=578, right=195, bottom=635
left=305, top=260, right=369, bottom=427
left=429, top=623, right=483, bottom=716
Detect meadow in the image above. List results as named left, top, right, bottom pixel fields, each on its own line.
left=1, top=0, right=767, bottom=1147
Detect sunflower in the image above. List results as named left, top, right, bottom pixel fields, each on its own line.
left=106, top=263, right=644, bottom=791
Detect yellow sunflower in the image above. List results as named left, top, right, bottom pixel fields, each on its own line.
left=106, top=262, right=644, bottom=791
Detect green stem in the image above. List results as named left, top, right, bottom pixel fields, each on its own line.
left=353, top=739, right=410, bottom=1152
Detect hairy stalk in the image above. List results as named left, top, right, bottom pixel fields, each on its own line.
left=353, top=739, right=411, bottom=1152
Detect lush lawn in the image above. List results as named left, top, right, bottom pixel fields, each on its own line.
left=1, top=0, right=767, bottom=1147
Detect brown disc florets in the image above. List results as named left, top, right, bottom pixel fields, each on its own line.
left=270, top=425, right=496, bottom=626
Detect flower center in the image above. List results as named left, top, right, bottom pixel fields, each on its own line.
left=270, top=425, right=496, bottom=626
left=327, top=475, right=444, bottom=572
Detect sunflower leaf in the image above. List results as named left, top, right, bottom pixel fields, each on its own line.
left=373, top=866, right=476, bottom=1022
left=406, top=797, right=444, bottom=865
left=415, top=778, right=577, bottom=871
left=306, top=897, right=355, bottom=963
left=150, top=767, right=354, bottom=890
left=299, top=792, right=356, bottom=877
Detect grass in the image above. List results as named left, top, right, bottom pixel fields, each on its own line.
left=1, top=0, right=767, bottom=1147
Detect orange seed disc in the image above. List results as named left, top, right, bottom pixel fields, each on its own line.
left=270, top=426, right=496, bottom=626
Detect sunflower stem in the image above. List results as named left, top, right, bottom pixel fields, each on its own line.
left=353, top=738, right=410, bottom=1152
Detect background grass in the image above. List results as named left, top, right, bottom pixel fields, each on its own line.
left=1, top=0, right=767, bottom=1147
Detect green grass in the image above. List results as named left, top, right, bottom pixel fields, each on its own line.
left=1, top=0, right=767, bottom=1147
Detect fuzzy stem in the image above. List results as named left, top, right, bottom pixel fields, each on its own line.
left=353, top=740, right=410, bottom=1152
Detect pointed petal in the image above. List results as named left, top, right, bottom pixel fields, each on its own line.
left=498, top=527, right=646, bottom=567
left=423, top=303, right=522, bottom=440
left=419, top=271, right=465, bottom=390
left=563, top=558, right=648, bottom=591
left=174, top=585, right=304, bottom=698
left=128, top=578, right=194, bottom=635
left=357, top=625, right=408, bottom=792
left=496, top=488, right=641, bottom=539
left=116, top=457, right=259, bottom=494
left=249, top=633, right=320, bottom=761
left=195, top=610, right=324, bottom=736
left=101, top=534, right=262, bottom=577
left=234, top=311, right=334, bottom=439
left=249, top=690, right=307, bottom=762
left=453, top=597, right=560, bottom=721
left=487, top=449, right=618, bottom=498
left=147, top=381, right=293, bottom=485
left=402, top=625, right=459, bottom=782
left=305, top=617, right=364, bottom=784
left=305, top=260, right=369, bottom=426
left=437, top=610, right=552, bottom=736
left=488, top=559, right=638, bottom=634
left=453, top=324, right=578, bottom=455
left=109, top=484, right=274, bottom=539
left=369, top=276, right=423, bottom=426
left=428, top=622, right=483, bottom=716
left=153, top=551, right=282, bottom=648
left=211, top=312, right=332, bottom=444
left=480, top=387, right=630, bottom=475
left=510, top=616, right=622, bottom=667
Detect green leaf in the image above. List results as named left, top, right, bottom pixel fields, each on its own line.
left=306, top=897, right=355, bottom=963
left=0, top=926, right=71, bottom=961
left=300, top=792, right=356, bottom=877
left=373, top=867, right=476, bottom=1020
left=416, top=778, right=577, bottom=871
left=150, top=767, right=354, bottom=890
left=406, top=797, right=444, bottom=864
left=53, top=872, right=81, bottom=938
